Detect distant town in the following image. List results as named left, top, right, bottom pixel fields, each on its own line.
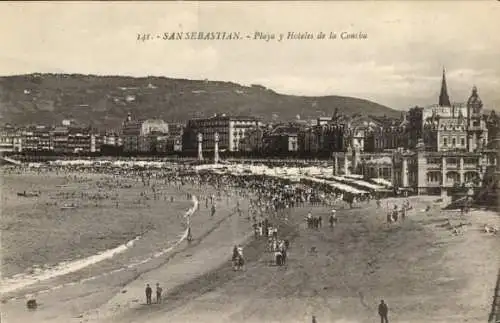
left=1, top=69, right=499, bottom=199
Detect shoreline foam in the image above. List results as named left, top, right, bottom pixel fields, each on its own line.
left=0, top=195, right=199, bottom=298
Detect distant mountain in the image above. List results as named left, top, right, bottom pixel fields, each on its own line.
left=0, top=74, right=399, bottom=129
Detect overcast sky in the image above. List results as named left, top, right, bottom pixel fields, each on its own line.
left=1, top=1, right=499, bottom=111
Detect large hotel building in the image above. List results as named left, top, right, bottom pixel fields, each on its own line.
left=183, top=114, right=261, bottom=152
left=391, top=69, right=496, bottom=195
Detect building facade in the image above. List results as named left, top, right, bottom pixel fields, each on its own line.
left=122, top=113, right=170, bottom=153
left=421, top=104, right=469, bottom=152
left=102, top=131, right=123, bottom=147
left=262, top=123, right=300, bottom=154
left=0, top=126, right=22, bottom=152
left=0, top=123, right=100, bottom=153
left=21, top=126, right=53, bottom=152
left=407, top=69, right=488, bottom=153
left=156, top=136, right=181, bottom=153
left=239, top=126, right=265, bottom=153
left=183, top=114, right=261, bottom=153
left=52, top=126, right=69, bottom=153
left=361, top=155, right=394, bottom=182
left=364, top=115, right=407, bottom=152
left=49, top=125, right=100, bottom=153
left=356, top=70, right=495, bottom=196
left=298, top=121, right=346, bottom=155
left=392, top=142, right=497, bottom=195
left=343, top=115, right=377, bottom=153
left=67, top=127, right=99, bottom=153
left=465, top=86, right=488, bottom=151
left=298, top=116, right=353, bottom=155
left=486, top=111, right=499, bottom=142
left=406, top=106, right=424, bottom=149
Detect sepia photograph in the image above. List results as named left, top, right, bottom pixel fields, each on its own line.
left=0, top=2, right=499, bottom=323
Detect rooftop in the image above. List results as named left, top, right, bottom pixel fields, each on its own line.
left=191, top=114, right=259, bottom=121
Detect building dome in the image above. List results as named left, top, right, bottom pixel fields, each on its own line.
left=141, top=119, right=169, bottom=135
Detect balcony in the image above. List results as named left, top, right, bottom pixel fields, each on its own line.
left=426, top=163, right=441, bottom=170
left=464, top=163, right=478, bottom=170
left=425, top=181, right=442, bottom=187
left=468, top=125, right=485, bottom=132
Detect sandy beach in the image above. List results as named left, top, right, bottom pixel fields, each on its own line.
left=2, top=182, right=498, bottom=323
left=101, top=196, right=498, bottom=323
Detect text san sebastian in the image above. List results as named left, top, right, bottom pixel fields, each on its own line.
left=163, top=32, right=241, bottom=40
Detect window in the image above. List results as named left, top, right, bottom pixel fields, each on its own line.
left=446, top=157, right=457, bottom=165
left=452, top=138, right=456, bottom=146
left=427, top=172, right=441, bottom=183
left=443, top=138, right=448, bottom=146
left=461, top=138, right=465, bottom=146
left=427, top=158, right=441, bottom=164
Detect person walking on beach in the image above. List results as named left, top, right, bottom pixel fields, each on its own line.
left=145, top=284, right=152, bottom=305
left=378, top=299, right=389, bottom=323
left=329, top=209, right=337, bottom=229
left=156, top=283, right=163, bottom=304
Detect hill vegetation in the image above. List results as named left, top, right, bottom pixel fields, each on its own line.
left=0, top=74, right=399, bottom=129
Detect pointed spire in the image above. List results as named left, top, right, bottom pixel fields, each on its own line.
left=439, top=68, right=451, bottom=107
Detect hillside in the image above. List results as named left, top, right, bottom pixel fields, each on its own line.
left=0, top=74, right=399, bottom=129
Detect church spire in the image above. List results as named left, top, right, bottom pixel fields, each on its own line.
left=439, top=68, right=451, bottom=107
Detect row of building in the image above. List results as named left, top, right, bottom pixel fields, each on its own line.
left=0, top=123, right=108, bottom=154
left=184, top=70, right=498, bottom=156
left=1, top=70, right=499, bottom=158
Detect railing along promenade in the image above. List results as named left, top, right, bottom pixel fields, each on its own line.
left=489, top=268, right=500, bottom=323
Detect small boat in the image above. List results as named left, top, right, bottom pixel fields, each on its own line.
left=17, top=191, right=40, bottom=197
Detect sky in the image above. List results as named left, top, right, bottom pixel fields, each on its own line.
left=1, top=1, right=499, bottom=111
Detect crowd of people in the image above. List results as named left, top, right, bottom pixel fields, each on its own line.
left=385, top=199, right=412, bottom=224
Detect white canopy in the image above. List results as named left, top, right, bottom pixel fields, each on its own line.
left=303, top=176, right=368, bottom=194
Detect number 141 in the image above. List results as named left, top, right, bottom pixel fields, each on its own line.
left=137, top=33, right=152, bottom=41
